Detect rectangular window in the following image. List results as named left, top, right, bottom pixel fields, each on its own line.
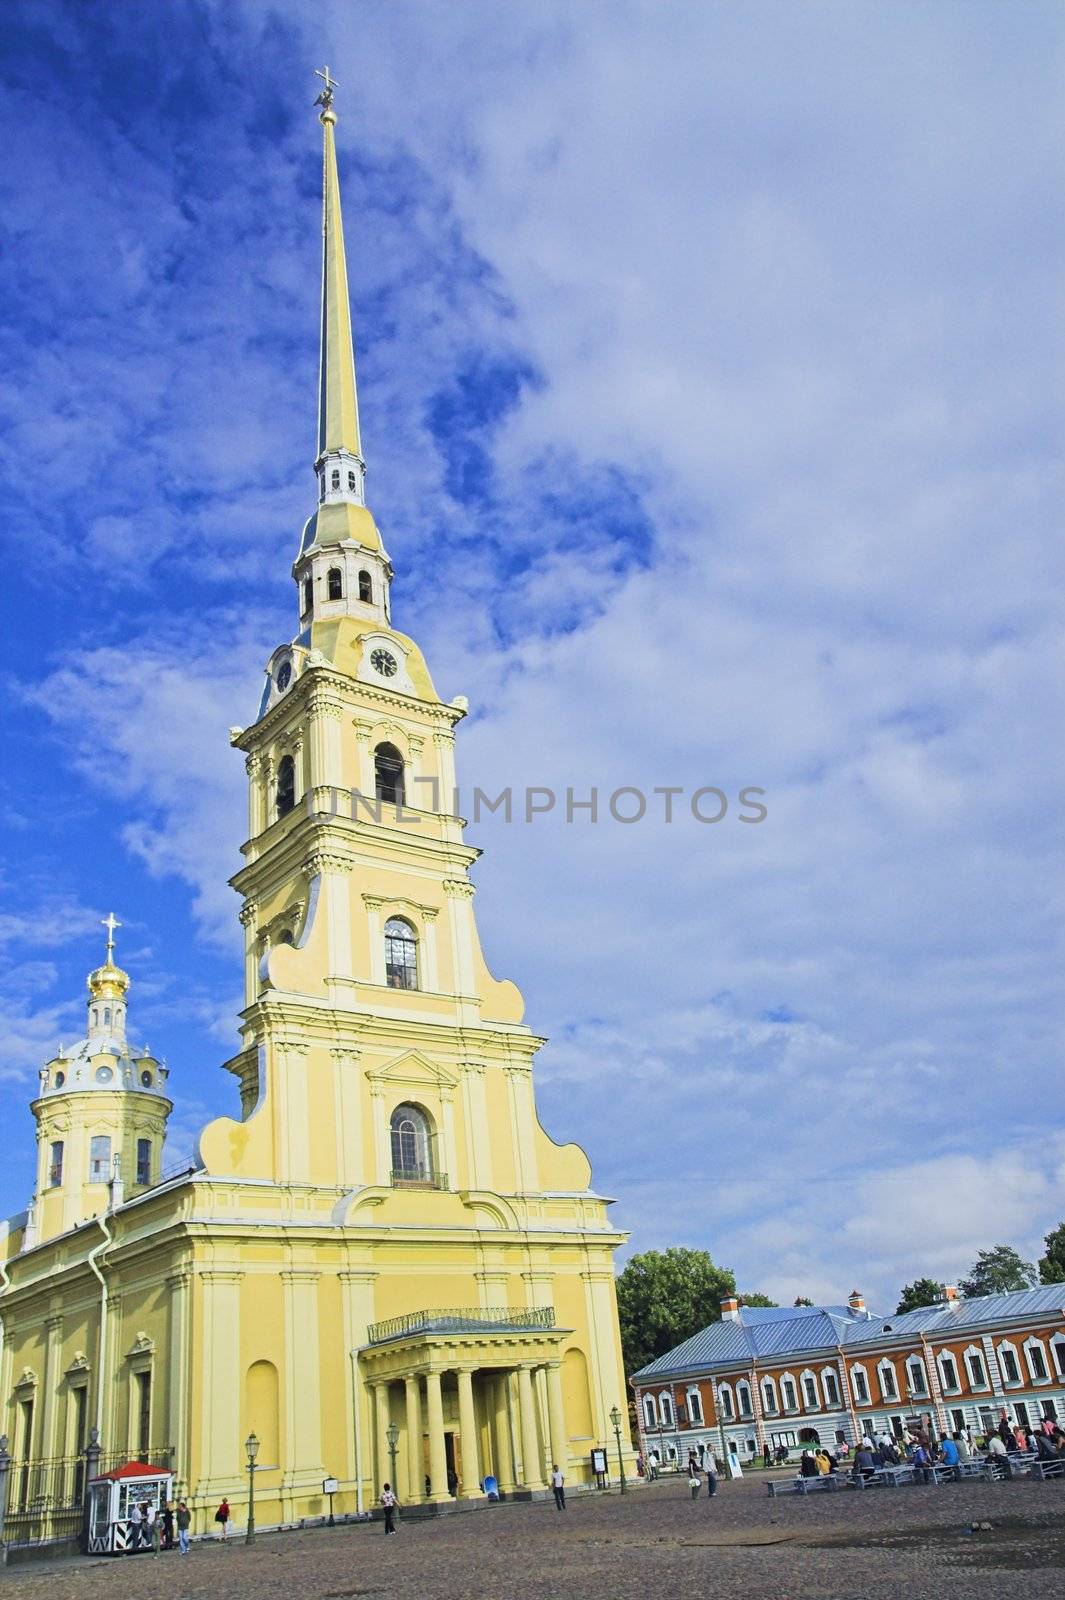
left=1027, top=1344, right=1048, bottom=1381
left=852, top=1371, right=869, bottom=1405
left=762, top=1385, right=778, bottom=1415
left=719, top=1390, right=733, bottom=1419
left=738, top=1387, right=753, bottom=1417
left=823, top=1373, right=840, bottom=1408
left=1054, top=1343, right=1065, bottom=1380
left=1041, top=1399, right=1057, bottom=1422
left=17, top=1399, right=34, bottom=1509
left=136, top=1138, right=151, bottom=1186
left=49, top=1141, right=64, bottom=1187
left=966, top=1352, right=987, bottom=1389
left=879, top=1366, right=898, bottom=1400
left=89, top=1135, right=111, bottom=1182
left=1001, top=1348, right=1020, bottom=1384
left=135, top=1371, right=151, bottom=1456
left=940, top=1355, right=959, bottom=1391
left=687, top=1390, right=703, bottom=1424
left=802, top=1376, right=818, bottom=1407
left=951, top=1408, right=966, bottom=1432
left=908, top=1361, right=928, bottom=1396
left=1014, top=1401, right=1029, bottom=1428
left=782, top=1380, right=797, bottom=1410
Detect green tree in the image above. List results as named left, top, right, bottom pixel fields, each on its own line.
left=959, top=1245, right=1037, bottom=1298
left=739, top=1293, right=778, bottom=1308
left=895, top=1278, right=942, bottom=1314
left=793, top=1296, right=814, bottom=1308
left=1038, top=1223, right=1065, bottom=1285
left=616, top=1248, right=736, bottom=1376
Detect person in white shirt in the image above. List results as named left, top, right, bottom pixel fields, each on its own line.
left=128, top=1500, right=142, bottom=1552
left=380, top=1483, right=398, bottom=1534
left=550, top=1464, right=566, bottom=1510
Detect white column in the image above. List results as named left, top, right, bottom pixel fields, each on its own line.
left=421, top=909, right=440, bottom=991
left=505, top=1067, right=539, bottom=1193
left=425, top=1370, right=449, bottom=1501
left=281, top=1271, right=323, bottom=1498
left=456, top=1367, right=481, bottom=1498
left=363, top=897, right=385, bottom=985
left=517, top=1364, right=546, bottom=1490
left=373, top=1381, right=392, bottom=1492
left=199, top=1271, right=243, bottom=1491
left=404, top=1376, right=423, bottom=1503
left=462, top=1063, right=492, bottom=1190
left=167, top=1272, right=191, bottom=1483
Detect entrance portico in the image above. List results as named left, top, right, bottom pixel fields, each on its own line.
left=360, top=1308, right=571, bottom=1504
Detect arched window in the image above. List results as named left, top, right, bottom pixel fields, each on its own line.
left=717, top=1384, right=734, bottom=1420
left=800, top=1370, right=819, bottom=1409
left=103, top=1007, right=111, bottom=1026
left=1024, top=1338, right=1050, bottom=1383
left=906, top=1357, right=928, bottom=1397
left=686, top=1386, right=703, bottom=1424
left=658, top=1391, right=674, bottom=1427
left=643, top=1394, right=658, bottom=1429
left=302, top=576, right=313, bottom=616
left=347, top=470, right=357, bottom=492
left=821, top=1367, right=841, bottom=1408
left=384, top=917, right=418, bottom=989
left=736, top=1381, right=752, bottom=1418
left=331, top=468, right=340, bottom=490
left=877, top=1360, right=899, bottom=1401
left=374, top=742, right=405, bottom=805
left=276, top=754, right=295, bottom=817
left=390, top=1102, right=432, bottom=1181
left=849, top=1365, right=870, bottom=1405
left=358, top=569, right=373, bottom=604
left=327, top=567, right=343, bottom=600
left=761, top=1378, right=778, bottom=1416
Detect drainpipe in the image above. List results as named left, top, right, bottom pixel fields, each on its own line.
left=86, top=1211, right=114, bottom=1439
left=349, top=1350, right=364, bottom=1515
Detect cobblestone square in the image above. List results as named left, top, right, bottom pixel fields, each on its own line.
left=3, top=1474, right=1064, bottom=1600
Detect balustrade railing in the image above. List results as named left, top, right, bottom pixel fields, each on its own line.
left=368, top=1305, right=556, bottom=1345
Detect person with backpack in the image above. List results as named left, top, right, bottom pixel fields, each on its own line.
left=214, top=1497, right=230, bottom=1539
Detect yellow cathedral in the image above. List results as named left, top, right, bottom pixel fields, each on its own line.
left=0, top=76, right=634, bottom=1547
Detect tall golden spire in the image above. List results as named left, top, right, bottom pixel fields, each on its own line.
left=314, top=66, right=363, bottom=471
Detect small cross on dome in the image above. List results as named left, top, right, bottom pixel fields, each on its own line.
left=102, top=912, right=121, bottom=959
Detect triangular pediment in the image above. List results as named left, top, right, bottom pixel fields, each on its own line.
left=366, top=1050, right=458, bottom=1091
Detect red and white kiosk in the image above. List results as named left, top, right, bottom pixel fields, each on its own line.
left=87, top=1460, right=175, bottom=1555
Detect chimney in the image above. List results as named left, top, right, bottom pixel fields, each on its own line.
left=848, top=1289, right=866, bottom=1317
left=720, top=1295, right=740, bottom=1322
left=942, top=1284, right=959, bottom=1305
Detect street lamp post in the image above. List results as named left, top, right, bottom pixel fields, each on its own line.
left=609, top=1405, right=627, bottom=1495
left=0, top=1434, right=10, bottom=1567
left=244, top=1433, right=260, bottom=1545
left=385, top=1421, right=399, bottom=1495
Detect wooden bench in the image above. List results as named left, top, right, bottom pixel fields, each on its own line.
left=1028, top=1457, right=1065, bottom=1480
left=765, top=1473, right=841, bottom=1497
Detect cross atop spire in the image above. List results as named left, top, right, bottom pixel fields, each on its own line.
left=314, top=64, right=339, bottom=121
left=102, top=912, right=121, bottom=963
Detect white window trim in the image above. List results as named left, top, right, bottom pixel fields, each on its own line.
left=642, top=1394, right=658, bottom=1428
left=997, top=1339, right=1022, bottom=1386
left=850, top=1363, right=870, bottom=1406
left=780, top=1371, right=799, bottom=1412
left=877, top=1359, right=899, bottom=1402
left=1024, top=1336, right=1050, bottom=1384
left=658, top=1390, right=674, bottom=1427
left=964, top=1344, right=989, bottom=1391
left=717, top=1382, right=735, bottom=1420
left=820, top=1366, right=841, bottom=1408
left=736, top=1380, right=753, bottom=1418
left=1051, top=1333, right=1065, bottom=1379
left=906, top=1356, right=928, bottom=1397
left=937, top=1351, right=961, bottom=1393
left=686, top=1385, right=704, bottom=1425
left=761, top=1376, right=779, bottom=1416
left=800, top=1368, right=821, bottom=1410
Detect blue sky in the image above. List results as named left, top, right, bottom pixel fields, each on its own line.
left=1, top=0, right=1063, bottom=1309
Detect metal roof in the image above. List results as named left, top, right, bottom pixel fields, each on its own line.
left=631, top=1286, right=1065, bottom=1382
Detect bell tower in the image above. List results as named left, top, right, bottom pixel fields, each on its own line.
left=28, top=916, right=171, bottom=1246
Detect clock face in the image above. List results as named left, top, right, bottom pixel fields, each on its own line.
left=370, top=648, right=398, bottom=678
left=276, top=660, right=292, bottom=691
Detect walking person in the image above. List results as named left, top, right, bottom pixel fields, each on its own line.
left=550, top=1464, right=566, bottom=1510
left=162, top=1501, right=175, bottom=1551
left=215, top=1496, right=231, bottom=1539
left=176, top=1501, right=192, bottom=1555
left=762, top=1440, right=771, bottom=1470
left=705, top=1450, right=718, bottom=1498
left=688, top=1463, right=701, bottom=1499
left=144, top=1500, right=160, bottom=1556
left=380, top=1482, right=398, bottom=1534
left=128, top=1498, right=143, bottom=1553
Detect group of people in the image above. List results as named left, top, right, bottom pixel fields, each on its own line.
left=128, top=1497, right=193, bottom=1554
left=802, top=1414, right=1065, bottom=1484
left=685, top=1447, right=719, bottom=1499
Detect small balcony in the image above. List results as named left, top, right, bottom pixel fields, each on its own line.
left=390, top=1168, right=448, bottom=1190
left=367, top=1306, right=556, bottom=1345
